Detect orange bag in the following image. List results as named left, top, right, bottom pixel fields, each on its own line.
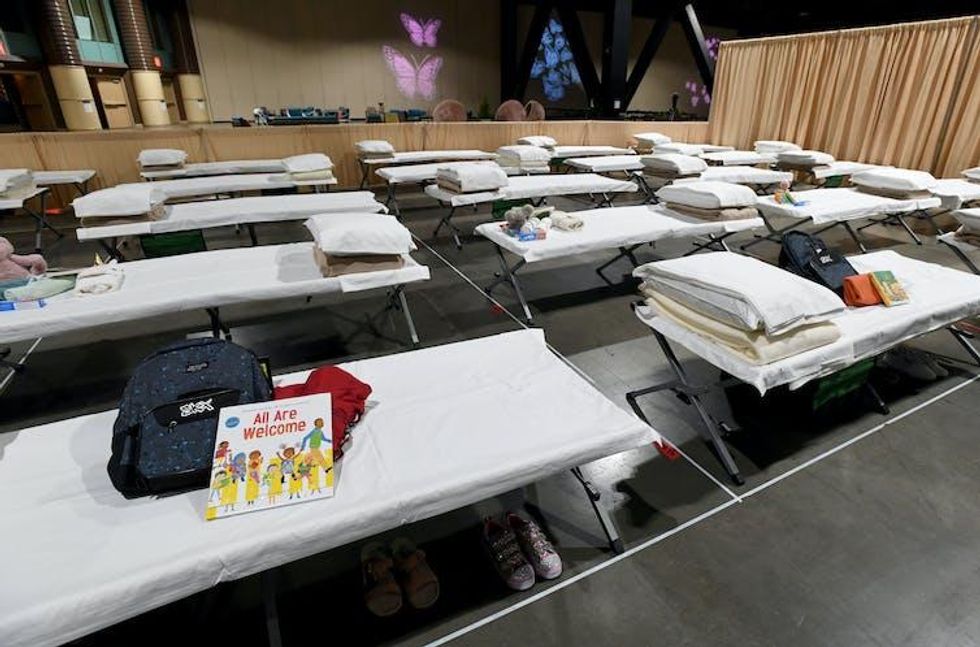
left=843, top=274, right=883, bottom=307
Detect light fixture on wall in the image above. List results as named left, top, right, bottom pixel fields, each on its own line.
left=383, top=13, right=443, bottom=101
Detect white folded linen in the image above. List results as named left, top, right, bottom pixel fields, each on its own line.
left=633, top=132, right=671, bottom=146
left=754, top=140, right=801, bottom=154
left=516, top=135, right=557, bottom=148
left=850, top=167, right=936, bottom=193
left=436, top=162, right=508, bottom=192
left=653, top=143, right=704, bottom=156
left=698, top=166, right=793, bottom=185
left=282, top=153, right=333, bottom=173
left=496, top=145, right=553, bottom=164
left=656, top=181, right=757, bottom=209
left=72, top=184, right=166, bottom=219
left=700, top=145, right=736, bottom=153
left=633, top=251, right=846, bottom=335
left=74, top=263, right=125, bottom=296
left=777, top=149, right=835, bottom=166
left=0, top=169, right=36, bottom=197
left=305, top=213, right=415, bottom=256
left=701, top=150, right=774, bottom=166
left=641, top=153, right=708, bottom=175
left=138, top=149, right=187, bottom=168
left=964, top=167, right=980, bottom=182
left=355, top=140, right=396, bottom=156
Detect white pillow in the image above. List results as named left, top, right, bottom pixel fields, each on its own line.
left=850, top=167, right=936, bottom=193
left=496, top=145, right=552, bottom=163
left=777, top=150, right=835, bottom=166
left=305, top=213, right=415, bottom=256
left=656, top=181, right=757, bottom=210
left=283, top=153, right=333, bottom=173
left=633, top=132, right=671, bottom=146
left=138, top=149, right=187, bottom=168
left=964, top=167, right=980, bottom=182
left=355, top=140, right=396, bottom=155
left=73, top=184, right=166, bottom=219
left=754, top=140, right=801, bottom=153
left=516, top=135, right=557, bottom=148
left=641, top=153, right=708, bottom=175
left=653, top=143, right=704, bottom=156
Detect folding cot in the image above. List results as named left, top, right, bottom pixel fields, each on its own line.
left=141, top=159, right=287, bottom=180
left=120, top=172, right=336, bottom=202
left=424, top=173, right=640, bottom=248
left=0, top=329, right=657, bottom=647
left=743, top=187, right=941, bottom=253
left=626, top=250, right=980, bottom=485
left=853, top=178, right=980, bottom=244
left=475, top=204, right=764, bottom=323
left=75, top=192, right=386, bottom=260
left=779, top=160, right=877, bottom=188
left=357, top=149, right=497, bottom=188
left=0, top=187, right=57, bottom=252
left=32, top=169, right=97, bottom=196
left=938, top=208, right=980, bottom=274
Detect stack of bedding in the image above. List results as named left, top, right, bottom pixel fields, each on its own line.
left=435, top=162, right=508, bottom=194
left=641, top=154, right=709, bottom=188
left=304, top=212, right=415, bottom=277
left=634, top=252, right=845, bottom=365
left=72, top=184, right=167, bottom=227
left=0, top=169, right=37, bottom=200
left=754, top=140, right=801, bottom=155
left=849, top=167, right=936, bottom=200
left=496, top=145, right=552, bottom=173
left=355, top=140, right=397, bottom=161
left=632, top=132, right=671, bottom=154
left=516, top=136, right=557, bottom=149
left=138, top=149, right=188, bottom=172
left=776, top=149, right=835, bottom=169
left=280, top=153, right=335, bottom=182
left=656, top=181, right=759, bottom=222
left=652, top=142, right=705, bottom=156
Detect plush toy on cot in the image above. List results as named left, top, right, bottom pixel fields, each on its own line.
left=0, top=236, right=46, bottom=281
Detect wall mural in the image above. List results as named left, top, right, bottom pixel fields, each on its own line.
left=531, top=16, right=582, bottom=102
left=684, top=36, right=720, bottom=108
left=383, top=13, right=443, bottom=101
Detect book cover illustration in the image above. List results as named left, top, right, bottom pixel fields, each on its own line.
left=870, top=270, right=910, bottom=307
left=205, top=393, right=334, bottom=520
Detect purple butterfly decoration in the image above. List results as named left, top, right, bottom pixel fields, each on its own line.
left=400, top=13, right=441, bottom=48
left=383, top=45, right=442, bottom=100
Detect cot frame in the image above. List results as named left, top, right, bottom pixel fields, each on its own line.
left=2, top=188, right=60, bottom=253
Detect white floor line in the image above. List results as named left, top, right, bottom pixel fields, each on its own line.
left=671, top=442, right=743, bottom=502
left=422, top=498, right=740, bottom=647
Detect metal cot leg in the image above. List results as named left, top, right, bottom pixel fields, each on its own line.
left=485, top=246, right=532, bottom=323
left=394, top=286, right=420, bottom=347
left=571, top=466, right=624, bottom=554
left=261, top=569, right=283, bottom=647
left=949, top=326, right=980, bottom=366
left=432, top=206, right=463, bottom=249
left=942, top=240, right=980, bottom=274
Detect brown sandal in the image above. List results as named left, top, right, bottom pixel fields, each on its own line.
left=361, top=542, right=402, bottom=617
left=392, top=537, right=440, bottom=610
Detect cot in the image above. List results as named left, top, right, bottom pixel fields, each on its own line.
left=358, top=150, right=497, bottom=188
left=779, top=160, right=878, bottom=188
left=0, top=328, right=657, bottom=647
left=856, top=178, right=980, bottom=243
left=120, top=172, right=336, bottom=202
left=141, top=159, right=287, bottom=180
left=550, top=145, right=635, bottom=160
left=424, top=173, right=640, bottom=248
left=938, top=208, right=980, bottom=274
left=626, top=250, right=980, bottom=485
left=32, top=169, right=97, bottom=196
left=744, top=187, right=941, bottom=253
left=75, top=192, right=386, bottom=259
left=700, top=150, right=775, bottom=167
left=475, top=204, right=764, bottom=323
left=0, top=187, right=57, bottom=252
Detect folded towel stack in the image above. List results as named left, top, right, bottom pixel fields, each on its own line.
left=656, top=181, right=760, bottom=221
left=634, top=252, right=846, bottom=365
left=0, top=169, right=37, bottom=200
left=355, top=140, right=396, bottom=160
left=496, top=145, right=552, bottom=173
left=850, top=167, right=936, bottom=200
left=74, top=263, right=125, bottom=296
left=516, top=135, right=557, bottom=149
left=73, top=184, right=167, bottom=224
left=754, top=140, right=801, bottom=154
left=138, top=149, right=188, bottom=170
left=305, top=212, right=414, bottom=277
left=632, top=132, right=671, bottom=154
left=281, top=153, right=335, bottom=182
left=435, top=162, right=508, bottom=193
left=776, top=149, right=835, bottom=168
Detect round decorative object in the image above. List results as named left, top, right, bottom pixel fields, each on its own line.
left=495, top=99, right=527, bottom=121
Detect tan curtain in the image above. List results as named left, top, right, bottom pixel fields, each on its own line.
left=934, top=20, right=980, bottom=176
left=708, top=16, right=979, bottom=174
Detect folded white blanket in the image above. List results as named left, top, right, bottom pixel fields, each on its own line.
left=516, top=136, right=557, bottom=148
left=73, top=184, right=166, bottom=219
left=0, top=169, right=35, bottom=196
left=138, top=149, right=187, bottom=168
left=282, top=153, right=333, bottom=173
left=641, top=153, right=708, bottom=175
left=778, top=150, right=835, bottom=166
left=355, top=140, right=396, bottom=155
left=633, top=132, right=671, bottom=146
left=550, top=211, right=583, bottom=231
left=701, top=150, right=773, bottom=166
left=633, top=251, right=846, bottom=335
left=754, top=140, right=801, bottom=154
left=653, top=143, right=704, bottom=156
left=437, top=163, right=508, bottom=192
left=497, top=145, right=552, bottom=164
left=656, top=181, right=757, bottom=209
left=74, top=263, right=125, bottom=296
left=850, top=167, right=936, bottom=193
left=964, top=167, right=980, bottom=183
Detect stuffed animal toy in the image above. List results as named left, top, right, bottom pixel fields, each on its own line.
left=0, top=236, right=47, bottom=281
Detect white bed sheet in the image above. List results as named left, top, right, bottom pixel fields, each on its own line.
left=696, top=166, right=793, bottom=185
left=125, top=173, right=337, bottom=201
left=425, top=173, right=639, bottom=206
left=76, top=192, right=385, bottom=240
left=0, top=243, right=429, bottom=343
left=0, top=187, right=47, bottom=211
left=140, top=159, right=286, bottom=180
left=0, top=329, right=656, bottom=647
left=375, top=161, right=514, bottom=185
left=756, top=188, right=941, bottom=225
left=635, top=250, right=980, bottom=393
left=32, top=170, right=97, bottom=186
left=361, top=150, right=496, bottom=166
left=931, top=179, right=980, bottom=210
left=701, top=150, right=775, bottom=166
left=551, top=146, right=634, bottom=158
left=564, top=155, right=645, bottom=173
left=476, top=204, right=762, bottom=262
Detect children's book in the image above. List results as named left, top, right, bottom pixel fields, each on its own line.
left=205, top=393, right=334, bottom=520
left=869, top=270, right=909, bottom=307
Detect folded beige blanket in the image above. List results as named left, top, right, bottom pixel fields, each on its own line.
left=290, top=169, right=335, bottom=181
left=79, top=203, right=167, bottom=228
left=313, top=247, right=404, bottom=277
left=667, top=203, right=759, bottom=222
left=646, top=288, right=841, bottom=365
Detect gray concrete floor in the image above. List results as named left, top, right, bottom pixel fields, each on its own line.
left=4, top=185, right=980, bottom=646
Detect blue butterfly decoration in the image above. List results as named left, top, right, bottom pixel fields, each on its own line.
left=530, top=17, right=583, bottom=101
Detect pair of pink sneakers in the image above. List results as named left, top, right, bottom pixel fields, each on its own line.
left=483, top=512, right=563, bottom=591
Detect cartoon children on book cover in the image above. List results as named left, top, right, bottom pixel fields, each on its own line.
left=205, top=393, right=334, bottom=520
